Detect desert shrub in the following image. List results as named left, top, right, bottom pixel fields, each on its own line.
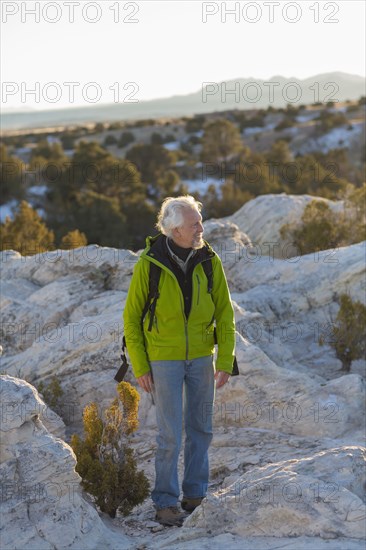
left=118, top=131, right=135, bottom=148
left=202, top=181, right=253, bottom=219
left=280, top=200, right=347, bottom=255
left=235, top=112, right=265, bottom=131
left=315, top=110, right=348, bottom=134
left=71, top=382, right=150, bottom=518
left=37, top=376, right=64, bottom=413
left=150, top=132, right=164, bottom=145
left=130, top=119, right=155, bottom=128
left=185, top=115, right=206, bottom=133
left=346, top=104, right=360, bottom=113
left=275, top=117, right=295, bottom=131
left=104, top=135, right=118, bottom=146
left=320, top=294, right=366, bottom=372
left=285, top=200, right=339, bottom=254
left=280, top=197, right=365, bottom=256
left=108, top=122, right=124, bottom=130
left=93, top=123, right=105, bottom=134
left=60, top=229, right=88, bottom=249
left=346, top=184, right=366, bottom=235
left=60, top=132, right=76, bottom=150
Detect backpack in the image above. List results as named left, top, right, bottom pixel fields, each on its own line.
left=114, top=259, right=239, bottom=382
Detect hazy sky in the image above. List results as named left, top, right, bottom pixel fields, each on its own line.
left=1, top=0, right=365, bottom=110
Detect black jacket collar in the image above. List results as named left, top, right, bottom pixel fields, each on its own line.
left=145, top=233, right=214, bottom=271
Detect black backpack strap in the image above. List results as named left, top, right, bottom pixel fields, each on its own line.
left=231, top=356, right=239, bottom=376
left=141, top=262, right=162, bottom=332
left=201, top=258, right=213, bottom=293
left=114, top=335, right=129, bottom=382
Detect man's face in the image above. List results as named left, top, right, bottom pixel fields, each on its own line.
left=172, top=208, right=204, bottom=249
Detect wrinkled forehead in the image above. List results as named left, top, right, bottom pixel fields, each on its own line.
left=180, top=207, right=202, bottom=225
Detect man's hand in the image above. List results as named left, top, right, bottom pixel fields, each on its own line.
left=136, top=372, right=154, bottom=393
left=215, top=370, right=230, bottom=389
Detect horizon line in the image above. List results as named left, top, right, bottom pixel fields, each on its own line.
left=2, top=70, right=365, bottom=115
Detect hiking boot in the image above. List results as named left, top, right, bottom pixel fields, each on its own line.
left=181, top=496, right=203, bottom=513
left=155, top=506, right=188, bottom=527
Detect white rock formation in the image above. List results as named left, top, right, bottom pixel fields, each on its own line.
left=215, top=334, right=365, bottom=439
left=184, top=446, right=366, bottom=539
left=230, top=240, right=366, bottom=378
left=201, top=219, right=252, bottom=269
left=228, top=193, right=345, bottom=258
left=0, top=375, right=131, bottom=549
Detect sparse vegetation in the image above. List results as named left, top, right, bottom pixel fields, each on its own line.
left=118, top=131, right=135, bottom=148
left=104, top=135, right=118, bottom=146
left=280, top=190, right=366, bottom=256
left=150, top=132, right=164, bottom=145
left=275, top=117, right=296, bottom=131
left=60, top=229, right=88, bottom=249
left=0, top=202, right=90, bottom=254
left=281, top=200, right=340, bottom=255
left=37, top=376, right=64, bottom=414
left=320, top=294, right=366, bottom=372
left=185, top=115, right=206, bottom=134
left=0, top=201, right=55, bottom=255
left=71, top=382, right=150, bottom=518
left=0, top=144, right=26, bottom=204
left=315, top=110, right=348, bottom=134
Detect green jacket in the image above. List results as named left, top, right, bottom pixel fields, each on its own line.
left=123, top=234, right=236, bottom=377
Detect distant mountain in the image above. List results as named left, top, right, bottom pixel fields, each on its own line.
left=2, top=72, right=365, bottom=131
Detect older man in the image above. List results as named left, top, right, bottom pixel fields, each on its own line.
left=123, top=195, right=235, bottom=527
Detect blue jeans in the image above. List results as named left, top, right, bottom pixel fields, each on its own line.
left=150, top=355, right=215, bottom=510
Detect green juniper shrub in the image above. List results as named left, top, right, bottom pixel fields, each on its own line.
left=319, top=294, right=366, bottom=372
left=71, top=382, right=150, bottom=518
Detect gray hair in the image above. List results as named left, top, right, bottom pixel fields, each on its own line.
left=156, top=195, right=203, bottom=237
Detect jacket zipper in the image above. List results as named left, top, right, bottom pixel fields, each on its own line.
left=184, top=318, right=188, bottom=360
left=196, top=274, right=200, bottom=305
left=179, top=294, right=189, bottom=360
left=159, top=263, right=189, bottom=359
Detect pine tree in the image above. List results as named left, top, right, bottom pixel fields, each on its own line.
left=201, top=119, right=243, bottom=164
left=0, top=144, right=26, bottom=204
left=0, top=201, right=55, bottom=255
